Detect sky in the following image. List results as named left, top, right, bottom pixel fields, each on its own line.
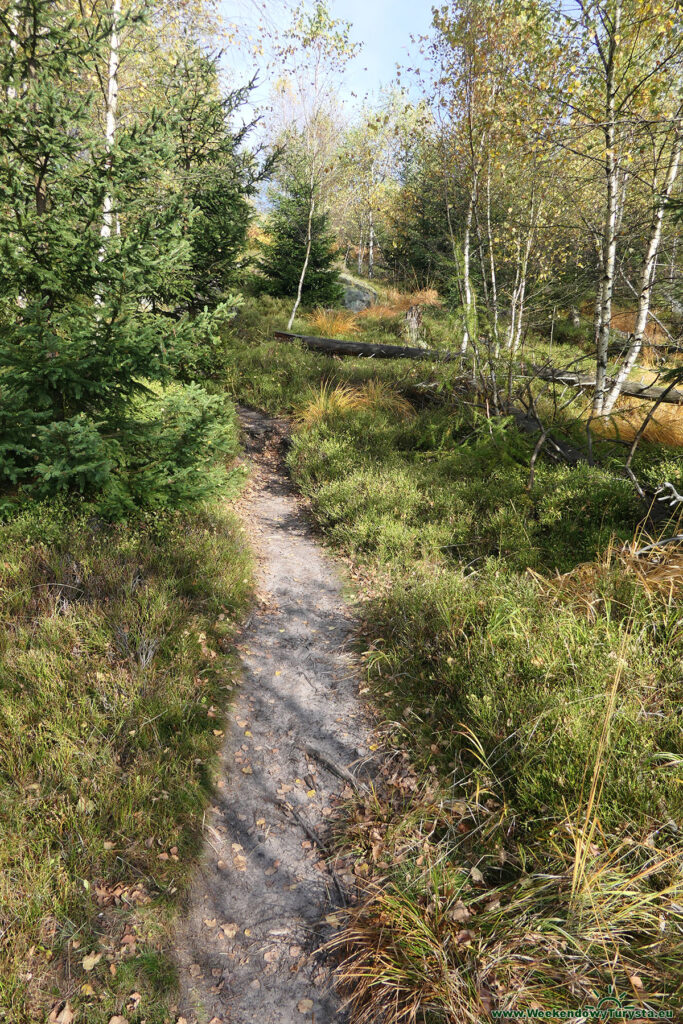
left=219, top=0, right=436, bottom=114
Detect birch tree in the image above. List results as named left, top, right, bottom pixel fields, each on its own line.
left=564, top=0, right=683, bottom=415
left=101, top=0, right=121, bottom=239
left=423, top=0, right=568, bottom=354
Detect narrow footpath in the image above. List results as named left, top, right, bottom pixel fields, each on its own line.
left=174, top=408, right=371, bottom=1024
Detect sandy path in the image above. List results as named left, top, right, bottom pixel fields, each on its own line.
left=174, top=408, right=370, bottom=1024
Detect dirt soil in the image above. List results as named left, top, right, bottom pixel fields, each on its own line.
left=174, top=407, right=372, bottom=1024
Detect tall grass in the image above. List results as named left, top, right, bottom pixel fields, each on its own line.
left=296, top=381, right=415, bottom=429
left=592, top=396, right=683, bottom=446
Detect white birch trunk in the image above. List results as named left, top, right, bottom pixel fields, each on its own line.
left=602, top=130, right=682, bottom=415
left=368, top=210, right=374, bottom=279
left=506, top=243, right=522, bottom=351
left=512, top=194, right=541, bottom=354
left=485, top=161, right=500, bottom=354
left=287, top=174, right=315, bottom=331
left=461, top=190, right=475, bottom=354
left=592, top=2, right=621, bottom=416
left=101, top=0, right=121, bottom=240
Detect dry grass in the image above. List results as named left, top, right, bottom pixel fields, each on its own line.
left=358, top=303, right=403, bottom=322
left=296, top=381, right=415, bottom=429
left=528, top=526, right=683, bottom=618
left=411, top=288, right=442, bottom=308
left=609, top=308, right=682, bottom=368
left=330, top=881, right=483, bottom=1024
left=329, top=797, right=679, bottom=1024
left=375, top=288, right=443, bottom=313
left=307, top=308, right=360, bottom=336
left=610, top=308, right=669, bottom=344
left=295, top=382, right=368, bottom=428
left=329, top=663, right=680, bottom=1024
left=590, top=395, right=683, bottom=446
left=359, top=379, right=415, bottom=419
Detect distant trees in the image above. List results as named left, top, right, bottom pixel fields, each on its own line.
left=262, top=0, right=358, bottom=326
left=337, top=93, right=407, bottom=280
left=368, top=0, right=683, bottom=416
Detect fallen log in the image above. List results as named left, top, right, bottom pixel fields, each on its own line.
left=530, top=365, right=683, bottom=406
left=273, top=330, right=458, bottom=362
left=273, top=331, right=683, bottom=405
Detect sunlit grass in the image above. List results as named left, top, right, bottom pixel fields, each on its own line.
left=0, top=498, right=252, bottom=1023
left=307, top=307, right=361, bottom=336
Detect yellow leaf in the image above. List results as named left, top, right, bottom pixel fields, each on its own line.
left=82, top=951, right=102, bottom=972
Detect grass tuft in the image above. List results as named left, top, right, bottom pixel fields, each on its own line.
left=296, top=381, right=415, bottom=428
left=295, top=382, right=368, bottom=428
left=307, top=307, right=361, bottom=337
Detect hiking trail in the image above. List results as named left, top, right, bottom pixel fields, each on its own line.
left=174, top=407, right=371, bottom=1024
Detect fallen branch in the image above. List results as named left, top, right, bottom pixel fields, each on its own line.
left=305, top=743, right=367, bottom=794
left=630, top=535, right=683, bottom=557
left=275, top=331, right=683, bottom=405
left=275, top=800, right=347, bottom=907
left=530, top=364, right=683, bottom=405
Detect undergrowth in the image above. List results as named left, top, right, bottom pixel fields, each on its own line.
left=282, top=392, right=681, bottom=1019
left=221, top=295, right=682, bottom=1021
left=0, top=491, right=252, bottom=1023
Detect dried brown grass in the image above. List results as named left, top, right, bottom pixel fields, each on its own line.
left=377, top=288, right=443, bottom=313
left=329, top=787, right=678, bottom=1024
left=358, top=303, right=403, bottom=321
left=610, top=308, right=668, bottom=344
left=307, top=308, right=361, bottom=336
left=591, top=395, right=683, bottom=446
left=296, top=381, right=415, bottom=428
left=528, top=529, right=683, bottom=618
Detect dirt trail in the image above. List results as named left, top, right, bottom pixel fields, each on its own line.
left=174, top=408, right=371, bottom=1024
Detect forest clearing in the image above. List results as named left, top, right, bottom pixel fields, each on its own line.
left=0, top=1, right=681, bottom=1023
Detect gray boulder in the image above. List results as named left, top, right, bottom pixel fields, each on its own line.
left=341, top=275, right=377, bottom=312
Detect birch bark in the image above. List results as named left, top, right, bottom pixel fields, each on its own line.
left=602, top=129, right=682, bottom=415
left=101, top=0, right=121, bottom=240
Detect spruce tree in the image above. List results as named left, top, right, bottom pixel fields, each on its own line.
left=161, top=46, right=267, bottom=310
left=0, top=2, right=235, bottom=513
left=259, top=175, right=343, bottom=308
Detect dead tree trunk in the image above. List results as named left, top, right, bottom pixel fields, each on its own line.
left=404, top=305, right=424, bottom=347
